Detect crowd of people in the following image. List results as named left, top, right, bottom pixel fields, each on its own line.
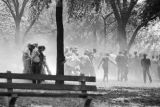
left=22, top=43, right=51, bottom=84
left=22, top=44, right=160, bottom=84
left=64, top=47, right=160, bottom=84
left=64, top=47, right=96, bottom=76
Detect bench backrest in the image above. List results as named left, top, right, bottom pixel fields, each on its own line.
left=0, top=71, right=97, bottom=92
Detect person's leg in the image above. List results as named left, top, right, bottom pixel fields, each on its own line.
left=121, top=67, right=125, bottom=81
left=103, top=67, right=105, bottom=82
left=119, top=67, right=123, bottom=81
left=36, top=63, right=42, bottom=84
left=117, top=67, right=120, bottom=81
left=31, top=63, right=36, bottom=84
left=143, top=68, right=146, bottom=83
left=106, top=71, right=108, bottom=82
left=158, top=66, right=160, bottom=80
left=125, top=67, right=128, bottom=81
left=147, top=69, right=152, bottom=83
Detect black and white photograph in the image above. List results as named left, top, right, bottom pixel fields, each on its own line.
left=0, top=0, right=160, bottom=107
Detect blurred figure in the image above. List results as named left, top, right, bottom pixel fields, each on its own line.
left=31, top=44, right=41, bottom=84
left=39, top=46, right=51, bottom=75
left=98, top=53, right=115, bottom=82
left=157, top=56, right=160, bottom=80
left=123, top=50, right=129, bottom=81
left=79, top=50, right=95, bottom=76
left=116, top=52, right=123, bottom=81
left=141, top=54, right=152, bottom=83
left=64, top=47, right=81, bottom=75
left=22, top=43, right=34, bottom=74
left=134, top=51, right=138, bottom=58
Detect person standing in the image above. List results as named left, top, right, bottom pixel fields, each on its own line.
left=141, top=54, right=152, bottom=83
left=22, top=43, right=34, bottom=74
left=98, top=53, right=109, bottom=82
left=157, top=56, right=160, bottom=80
left=116, top=52, right=123, bottom=81
left=39, top=46, right=51, bottom=75
left=98, top=53, right=115, bottom=82
left=31, top=44, right=41, bottom=84
left=123, top=51, right=129, bottom=81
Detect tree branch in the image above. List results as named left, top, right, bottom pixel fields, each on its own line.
left=19, top=0, right=29, bottom=18
left=128, top=22, right=145, bottom=50
left=12, top=0, right=19, bottom=17
left=125, top=0, right=138, bottom=24
left=109, top=0, right=121, bottom=22
left=128, top=13, right=158, bottom=50
left=104, top=12, right=113, bottom=20
left=2, top=0, right=16, bottom=20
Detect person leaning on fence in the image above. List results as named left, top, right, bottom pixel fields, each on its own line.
left=22, top=43, right=35, bottom=74
left=31, top=44, right=41, bottom=84
left=38, top=46, right=51, bottom=75
left=141, top=54, right=152, bottom=83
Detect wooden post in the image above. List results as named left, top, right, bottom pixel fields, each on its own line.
left=80, top=74, right=93, bottom=107
left=7, top=71, right=13, bottom=93
left=80, top=74, right=87, bottom=94
left=6, top=71, right=18, bottom=107
left=84, top=98, right=92, bottom=107
left=9, top=95, right=18, bottom=107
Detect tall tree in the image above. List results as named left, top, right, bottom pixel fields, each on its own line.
left=128, top=0, right=160, bottom=50
left=56, top=0, right=65, bottom=84
left=109, top=0, right=138, bottom=51
left=1, top=0, right=29, bottom=45
left=23, top=0, right=51, bottom=42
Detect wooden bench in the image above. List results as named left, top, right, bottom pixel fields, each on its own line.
left=0, top=71, right=97, bottom=107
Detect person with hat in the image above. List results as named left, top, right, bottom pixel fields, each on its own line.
left=141, top=54, right=152, bottom=83
left=22, top=43, right=35, bottom=74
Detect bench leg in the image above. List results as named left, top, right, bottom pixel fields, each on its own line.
left=9, top=95, right=18, bottom=107
left=84, top=98, right=92, bottom=107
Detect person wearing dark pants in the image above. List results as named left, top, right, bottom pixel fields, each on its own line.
left=98, top=54, right=109, bottom=82
left=142, top=67, right=152, bottom=83
left=32, top=62, right=41, bottom=84
left=141, top=54, right=152, bottom=83
left=98, top=53, right=115, bottom=82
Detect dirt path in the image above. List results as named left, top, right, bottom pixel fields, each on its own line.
left=1, top=87, right=160, bottom=107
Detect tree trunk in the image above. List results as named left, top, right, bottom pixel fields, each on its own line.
left=56, top=0, right=65, bottom=84
left=128, top=23, right=145, bottom=51
left=93, top=29, right=97, bottom=48
left=23, top=18, right=37, bottom=42
left=103, top=19, right=107, bottom=45
left=15, top=20, right=21, bottom=45
left=117, top=24, right=127, bottom=52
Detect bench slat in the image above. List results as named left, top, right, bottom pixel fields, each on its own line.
left=0, top=83, right=97, bottom=91
left=0, top=73, right=96, bottom=82
left=0, top=92, right=99, bottom=98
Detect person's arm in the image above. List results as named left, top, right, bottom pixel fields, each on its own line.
left=149, top=59, right=151, bottom=67
left=43, top=57, right=52, bottom=75
left=141, top=59, right=143, bottom=67
left=108, top=58, right=117, bottom=65
left=98, top=59, right=103, bottom=69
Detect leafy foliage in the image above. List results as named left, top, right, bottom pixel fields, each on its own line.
left=141, top=0, right=160, bottom=26
left=29, top=0, right=52, bottom=21
left=67, top=0, right=102, bottom=21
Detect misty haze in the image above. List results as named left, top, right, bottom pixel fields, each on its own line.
left=0, top=0, right=160, bottom=107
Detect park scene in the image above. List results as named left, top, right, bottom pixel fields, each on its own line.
left=0, top=0, right=160, bottom=107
